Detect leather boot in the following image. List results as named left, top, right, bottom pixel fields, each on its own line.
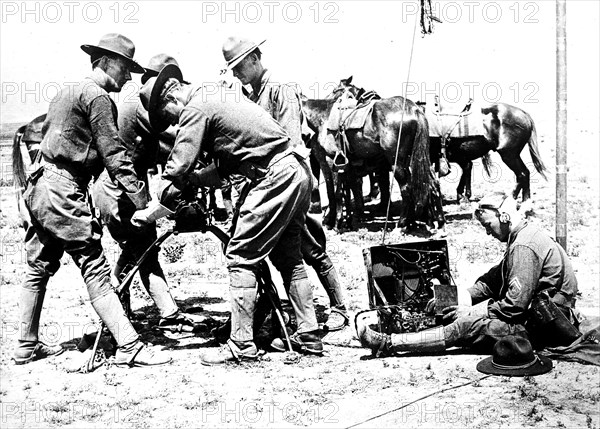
left=358, top=322, right=446, bottom=355
left=138, top=257, right=179, bottom=319
left=17, top=285, right=46, bottom=343
left=14, top=280, right=64, bottom=364
left=357, top=322, right=392, bottom=354
left=390, top=326, right=447, bottom=353
left=90, top=292, right=139, bottom=347
left=201, top=339, right=260, bottom=366
left=229, top=287, right=258, bottom=343
left=317, top=266, right=347, bottom=314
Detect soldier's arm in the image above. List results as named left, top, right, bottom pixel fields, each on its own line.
left=487, top=245, right=540, bottom=323
left=157, top=106, right=208, bottom=211
left=273, top=84, right=304, bottom=147
left=468, top=262, right=503, bottom=304
left=90, top=95, right=147, bottom=208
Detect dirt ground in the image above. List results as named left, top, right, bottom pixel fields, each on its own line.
left=0, top=121, right=599, bottom=428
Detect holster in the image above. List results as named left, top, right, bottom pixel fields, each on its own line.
left=527, top=290, right=582, bottom=348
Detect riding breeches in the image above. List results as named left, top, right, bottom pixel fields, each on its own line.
left=19, top=165, right=139, bottom=346
left=226, top=152, right=319, bottom=342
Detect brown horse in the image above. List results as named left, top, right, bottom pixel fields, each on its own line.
left=303, top=77, right=445, bottom=231
left=338, top=81, right=547, bottom=203
left=428, top=104, right=547, bottom=202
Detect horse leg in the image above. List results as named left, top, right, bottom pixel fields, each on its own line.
left=456, top=162, right=467, bottom=204
left=366, top=172, right=380, bottom=202
left=464, top=161, right=473, bottom=201
left=428, top=166, right=446, bottom=230
left=375, top=168, right=390, bottom=215
left=499, top=151, right=530, bottom=201
left=392, top=166, right=413, bottom=228
left=334, top=170, right=348, bottom=231
left=319, top=158, right=337, bottom=229
left=349, top=172, right=364, bottom=225
left=309, top=150, right=323, bottom=213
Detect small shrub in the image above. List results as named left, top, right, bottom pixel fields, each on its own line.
left=163, top=241, right=185, bottom=263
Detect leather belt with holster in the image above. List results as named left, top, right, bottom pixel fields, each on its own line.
left=527, top=290, right=582, bottom=347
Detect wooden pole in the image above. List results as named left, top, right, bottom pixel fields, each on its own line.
left=556, top=0, right=568, bottom=250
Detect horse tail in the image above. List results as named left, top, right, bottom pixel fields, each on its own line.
left=481, top=152, right=493, bottom=177
left=410, top=109, right=432, bottom=214
left=12, top=125, right=28, bottom=191
left=527, top=118, right=548, bottom=180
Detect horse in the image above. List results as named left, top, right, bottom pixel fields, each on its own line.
left=337, top=81, right=547, bottom=203
left=12, top=113, right=46, bottom=191
left=302, top=77, right=445, bottom=231
left=428, top=104, right=547, bottom=203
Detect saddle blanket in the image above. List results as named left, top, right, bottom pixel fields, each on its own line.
left=423, top=102, right=486, bottom=138
left=327, top=99, right=376, bottom=132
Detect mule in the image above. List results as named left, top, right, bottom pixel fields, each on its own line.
left=302, top=77, right=445, bottom=231
left=338, top=80, right=547, bottom=203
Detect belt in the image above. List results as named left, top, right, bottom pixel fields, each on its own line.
left=238, top=146, right=298, bottom=183
left=29, top=158, right=89, bottom=188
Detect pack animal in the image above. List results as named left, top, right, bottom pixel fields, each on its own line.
left=302, top=77, right=444, bottom=231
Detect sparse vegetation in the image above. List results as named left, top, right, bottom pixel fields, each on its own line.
left=1, top=117, right=598, bottom=429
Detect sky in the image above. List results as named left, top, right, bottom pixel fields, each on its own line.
left=1, top=0, right=599, bottom=133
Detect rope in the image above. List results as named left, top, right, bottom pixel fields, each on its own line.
left=345, top=374, right=492, bottom=428
left=382, top=10, right=420, bottom=244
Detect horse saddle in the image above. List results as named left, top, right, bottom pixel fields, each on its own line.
left=421, top=97, right=485, bottom=138
left=327, top=98, right=376, bottom=132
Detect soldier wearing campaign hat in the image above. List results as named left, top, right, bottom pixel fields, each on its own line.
left=92, top=53, right=201, bottom=333
left=13, top=33, right=170, bottom=367
left=133, top=64, right=324, bottom=364
left=222, top=36, right=349, bottom=338
left=358, top=191, right=581, bottom=356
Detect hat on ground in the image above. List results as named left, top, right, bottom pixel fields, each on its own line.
left=81, top=33, right=145, bottom=73
left=142, top=54, right=187, bottom=84
left=222, top=36, right=266, bottom=71
left=139, top=64, right=183, bottom=132
left=476, top=335, right=553, bottom=377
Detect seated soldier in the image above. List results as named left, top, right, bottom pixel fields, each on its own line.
left=358, top=191, right=580, bottom=355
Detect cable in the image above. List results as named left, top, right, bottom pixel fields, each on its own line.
left=382, top=10, right=420, bottom=243
left=345, top=375, right=492, bottom=428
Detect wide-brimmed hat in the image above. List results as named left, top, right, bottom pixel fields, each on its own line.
left=81, top=33, right=145, bottom=73
left=142, top=53, right=187, bottom=84
left=222, top=36, right=266, bottom=70
left=139, top=64, right=183, bottom=132
left=476, top=335, right=553, bottom=377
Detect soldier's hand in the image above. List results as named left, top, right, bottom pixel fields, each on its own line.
left=441, top=305, right=473, bottom=323
left=130, top=202, right=175, bottom=228
left=425, top=298, right=437, bottom=315
left=189, top=163, right=223, bottom=188
left=131, top=209, right=151, bottom=228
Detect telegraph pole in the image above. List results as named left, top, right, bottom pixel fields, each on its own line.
left=556, top=0, right=568, bottom=250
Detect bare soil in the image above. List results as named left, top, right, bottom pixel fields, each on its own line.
left=0, top=122, right=598, bottom=428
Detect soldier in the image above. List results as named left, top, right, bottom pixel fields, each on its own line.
left=91, top=54, right=199, bottom=332
left=13, top=34, right=170, bottom=367
left=222, top=36, right=349, bottom=334
left=358, top=192, right=580, bottom=355
left=132, top=64, right=324, bottom=364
